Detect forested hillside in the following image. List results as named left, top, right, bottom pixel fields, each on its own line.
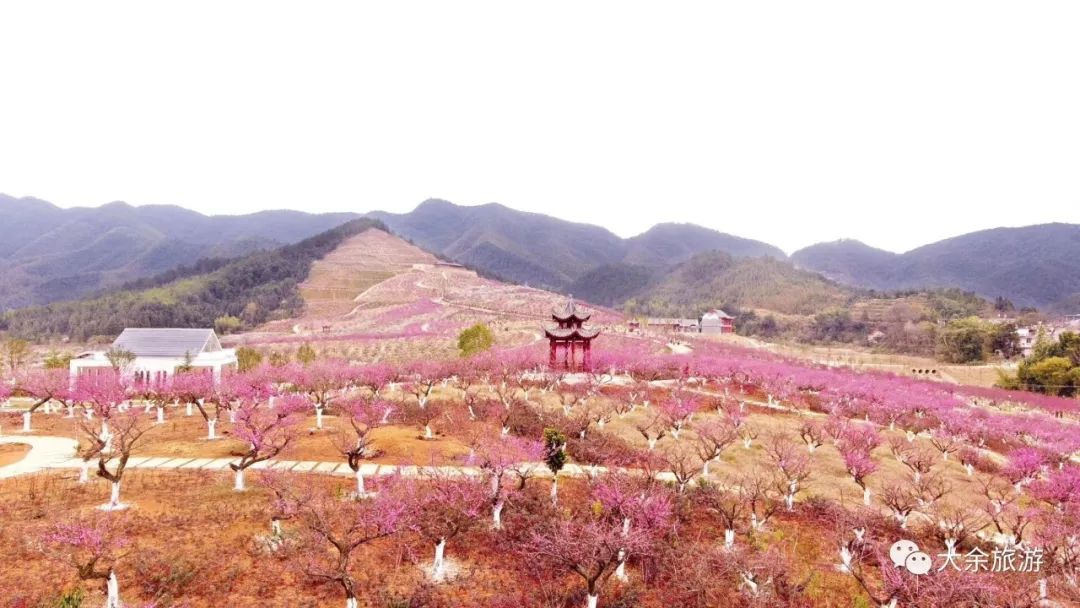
left=369, top=199, right=785, bottom=291
left=792, top=224, right=1080, bottom=308
left=622, top=251, right=858, bottom=317
left=0, top=194, right=361, bottom=309
left=1, top=219, right=386, bottom=341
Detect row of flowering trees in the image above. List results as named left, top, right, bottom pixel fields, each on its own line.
left=41, top=455, right=1080, bottom=607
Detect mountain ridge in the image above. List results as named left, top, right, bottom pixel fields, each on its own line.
left=2, top=193, right=1079, bottom=312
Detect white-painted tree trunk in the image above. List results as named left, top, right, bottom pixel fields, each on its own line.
left=432, top=538, right=447, bottom=580
left=207, top=419, right=218, bottom=440
left=104, top=571, right=121, bottom=608
left=356, top=469, right=367, bottom=496
left=346, top=597, right=358, bottom=608
left=1039, top=578, right=1048, bottom=599
left=839, top=546, right=853, bottom=572
left=550, top=477, right=558, bottom=504
left=229, top=409, right=237, bottom=423
left=647, top=438, right=657, bottom=450
left=965, top=463, right=974, bottom=476
left=492, top=501, right=504, bottom=529
left=743, top=437, right=753, bottom=449
left=100, top=422, right=112, bottom=454
left=66, top=405, right=75, bottom=418
left=315, top=406, right=324, bottom=429
left=22, top=411, right=31, bottom=432
left=586, top=594, right=599, bottom=608
left=271, top=518, right=283, bottom=537
left=79, top=461, right=90, bottom=483
left=234, top=468, right=246, bottom=491
left=615, top=550, right=627, bottom=581
left=502, top=426, right=510, bottom=437
left=186, top=402, right=193, bottom=416
left=156, top=406, right=165, bottom=424
left=108, top=481, right=121, bottom=509
left=724, top=528, right=735, bottom=549
left=425, top=424, right=433, bottom=440
left=863, top=488, right=871, bottom=506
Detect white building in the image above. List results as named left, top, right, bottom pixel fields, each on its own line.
left=69, top=328, right=238, bottom=383
left=700, top=309, right=735, bottom=334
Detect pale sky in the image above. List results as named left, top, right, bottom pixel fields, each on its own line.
left=1, top=1, right=1078, bottom=254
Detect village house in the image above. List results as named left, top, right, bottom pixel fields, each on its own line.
left=699, top=309, right=735, bottom=334
left=644, top=317, right=699, bottom=333
left=69, top=328, right=238, bottom=383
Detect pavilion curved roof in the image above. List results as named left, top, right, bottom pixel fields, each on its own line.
left=545, top=326, right=601, bottom=340
left=552, top=299, right=591, bottom=322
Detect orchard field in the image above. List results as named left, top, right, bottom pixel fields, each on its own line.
left=1, top=336, right=1079, bottom=608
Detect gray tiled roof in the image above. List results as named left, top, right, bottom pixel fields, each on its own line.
left=552, top=298, right=591, bottom=322
left=111, top=328, right=220, bottom=357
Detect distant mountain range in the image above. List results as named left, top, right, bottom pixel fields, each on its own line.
left=367, top=199, right=785, bottom=289
left=0, top=194, right=358, bottom=309
left=791, top=224, right=1080, bottom=309
left=1, top=193, right=1078, bottom=313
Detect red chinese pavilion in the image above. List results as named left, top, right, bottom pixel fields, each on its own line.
left=545, top=298, right=600, bottom=370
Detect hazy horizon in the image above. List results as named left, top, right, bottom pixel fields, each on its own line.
left=2, top=1, right=1078, bottom=254
left=6, top=191, right=1074, bottom=257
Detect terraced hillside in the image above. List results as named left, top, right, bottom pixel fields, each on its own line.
left=245, top=228, right=623, bottom=358
left=298, top=228, right=439, bottom=318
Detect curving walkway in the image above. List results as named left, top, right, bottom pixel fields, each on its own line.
left=0, top=435, right=79, bottom=479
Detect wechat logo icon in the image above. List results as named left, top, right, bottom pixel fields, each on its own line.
left=890, top=540, right=932, bottom=575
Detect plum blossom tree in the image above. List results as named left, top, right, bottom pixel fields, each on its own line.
left=268, top=473, right=410, bottom=608
left=976, top=475, right=1033, bottom=547
left=17, top=368, right=74, bottom=430
left=405, top=471, right=488, bottom=581
left=742, top=470, right=782, bottom=533
left=404, top=397, right=445, bottom=440
left=291, top=359, right=354, bottom=429
left=469, top=434, right=545, bottom=529
left=330, top=396, right=391, bottom=497
left=592, top=474, right=673, bottom=581
left=841, top=448, right=878, bottom=506
left=693, top=417, right=737, bottom=477
left=168, top=369, right=214, bottom=420
left=40, top=513, right=130, bottom=608
left=695, top=479, right=746, bottom=550
left=659, top=392, right=698, bottom=440
left=73, top=372, right=146, bottom=510
left=1003, top=447, right=1046, bottom=490
left=403, top=360, right=444, bottom=409
left=764, top=436, right=812, bottom=510
left=355, top=362, right=395, bottom=400
left=798, top=419, right=826, bottom=453
left=634, top=411, right=668, bottom=451
left=879, top=483, right=918, bottom=529
left=660, top=445, right=701, bottom=494
left=523, top=476, right=672, bottom=608
left=229, top=393, right=305, bottom=491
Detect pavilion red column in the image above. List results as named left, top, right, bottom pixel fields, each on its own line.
left=549, top=341, right=556, bottom=367
left=584, top=341, right=591, bottom=369
left=570, top=341, right=576, bottom=370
